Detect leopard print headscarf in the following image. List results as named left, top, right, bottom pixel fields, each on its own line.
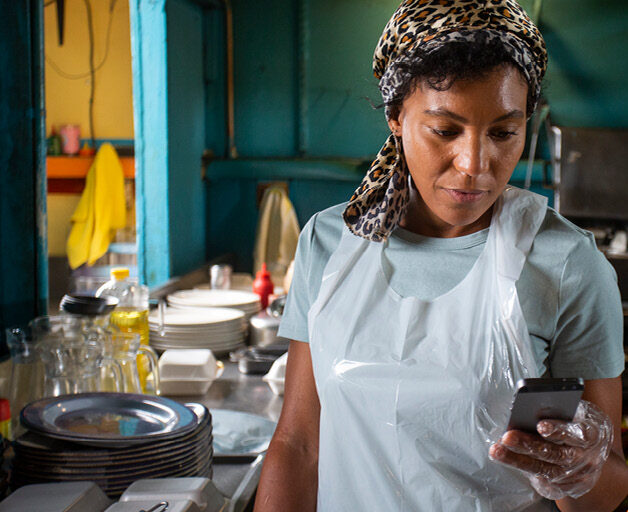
left=343, top=0, right=547, bottom=242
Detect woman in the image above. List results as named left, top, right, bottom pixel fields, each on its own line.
left=255, top=1, right=627, bottom=510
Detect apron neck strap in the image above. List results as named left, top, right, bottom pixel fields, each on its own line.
left=492, top=187, right=548, bottom=281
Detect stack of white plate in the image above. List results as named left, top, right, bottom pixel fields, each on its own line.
left=149, top=307, right=247, bottom=355
left=167, top=289, right=261, bottom=318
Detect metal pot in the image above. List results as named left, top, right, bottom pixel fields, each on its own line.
left=249, top=295, right=288, bottom=347
left=249, top=311, right=282, bottom=347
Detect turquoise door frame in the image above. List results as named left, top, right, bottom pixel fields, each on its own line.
left=129, top=0, right=171, bottom=287
left=0, top=0, right=48, bottom=357
left=129, top=0, right=209, bottom=287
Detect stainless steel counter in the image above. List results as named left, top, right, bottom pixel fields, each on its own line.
left=167, top=361, right=283, bottom=512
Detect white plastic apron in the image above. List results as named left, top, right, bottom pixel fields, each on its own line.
left=307, top=188, right=552, bottom=511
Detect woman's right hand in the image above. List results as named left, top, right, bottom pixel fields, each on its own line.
left=490, top=400, right=614, bottom=499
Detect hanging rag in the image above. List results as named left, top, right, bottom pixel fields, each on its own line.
left=253, top=186, right=300, bottom=283
left=343, top=0, right=548, bottom=242
left=66, top=143, right=127, bottom=269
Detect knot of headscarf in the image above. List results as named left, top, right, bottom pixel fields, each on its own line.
left=343, top=0, right=547, bottom=242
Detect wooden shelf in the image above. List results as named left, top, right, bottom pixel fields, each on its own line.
left=47, top=156, right=135, bottom=179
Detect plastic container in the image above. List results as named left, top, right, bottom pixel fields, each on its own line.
left=158, top=350, right=224, bottom=396
left=231, top=346, right=286, bottom=375
left=46, top=127, right=62, bottom=156
left=105, top=500, right=200, bottom=512
left=0, top=482, right=111, bottom=512
left=252, top=263, right=274, bottom=309
left=158, top=350, right=220, bottom=380
left=96, top=268, right=152, bottom=392
left=119, top=477, right=226, bottom=512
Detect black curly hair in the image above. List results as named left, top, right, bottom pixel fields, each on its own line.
left=386, top=38, right=536, bottom=120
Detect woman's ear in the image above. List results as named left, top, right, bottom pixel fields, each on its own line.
left=387, top=116, right=401, bottom=136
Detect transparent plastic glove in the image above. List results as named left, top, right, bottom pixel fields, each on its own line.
left=490, top=400, right=614, bottom=500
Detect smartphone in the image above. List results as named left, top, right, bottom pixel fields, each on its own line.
left=507, top=378, right=584, bottom=433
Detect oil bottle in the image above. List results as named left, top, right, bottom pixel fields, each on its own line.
left=96, top=268, right=152, bottom=392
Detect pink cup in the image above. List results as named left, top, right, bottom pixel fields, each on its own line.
left=60, top=125, right=81, bottom=155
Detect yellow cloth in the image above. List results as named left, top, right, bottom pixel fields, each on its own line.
left=66, top=143, right=127, bottom=269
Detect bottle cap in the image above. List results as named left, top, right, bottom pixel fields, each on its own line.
left=0, top=399, right=10, bottom=421
left=256, top=263, right=270, bottom=279
left=111, top=267, right=130, bottom=280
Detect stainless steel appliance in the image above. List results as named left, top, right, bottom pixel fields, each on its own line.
left=551, top=126, right=628, bottom=222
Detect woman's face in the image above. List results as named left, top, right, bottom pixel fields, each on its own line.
left=388, top=65, right=529, bottom=238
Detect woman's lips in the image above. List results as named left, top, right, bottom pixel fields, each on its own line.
left=443, top=188, right=487, bottom=203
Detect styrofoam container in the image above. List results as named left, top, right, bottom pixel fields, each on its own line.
left=105, top=499, right=200, bottom=512
left=158, top=349, right=220, bottom=380
left=120, top=478, right=227, bottom=512
left=0, top=482, right=111, bottom=512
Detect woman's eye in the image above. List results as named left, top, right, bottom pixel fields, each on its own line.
left=490, top=130, right=518, bottom=140
left=431, top=128, right=458, bottom=137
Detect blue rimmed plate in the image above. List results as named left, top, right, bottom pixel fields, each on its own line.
left=21, top=393, right=197, bottom=447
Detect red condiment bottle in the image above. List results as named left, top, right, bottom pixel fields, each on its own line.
left=253, top=263, right=274, bottom=309
left=0, top=398, right=11, bottom=440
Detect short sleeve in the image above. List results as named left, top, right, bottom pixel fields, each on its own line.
left=549, top=235, right=625, bottom=379
left=277, top=215, right=317, bottom=343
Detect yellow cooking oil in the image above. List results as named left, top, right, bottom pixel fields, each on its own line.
left=110, top=308, right=151, bottom=392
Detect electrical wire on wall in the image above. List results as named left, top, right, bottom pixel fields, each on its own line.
left=44, top=0, right=119, bottom=146
left=83, top=0, right=96, bottom=148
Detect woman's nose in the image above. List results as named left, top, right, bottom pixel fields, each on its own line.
left=453, top=136, right=489, bottom=176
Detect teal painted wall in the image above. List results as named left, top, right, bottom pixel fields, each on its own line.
left=207, top=0, right=623, bottom=272
left=531, top=0, right=628, bottom=128
left=130, top=0, right=628, bottom=279
left=205, top=0, right=399, bottom=271
left=167, top=0, right=207, bottom=277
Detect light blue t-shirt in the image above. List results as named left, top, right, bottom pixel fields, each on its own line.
left=278, top=202, right=625, bottom=379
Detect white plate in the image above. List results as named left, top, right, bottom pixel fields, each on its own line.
left=150, top=337, right=246, bottom=346
left=150, top=339, right=245, bottom=349
left=151, top=344, right=246, bottom=355
left=149, top=328, right=246, bottom=338
left=168, top=303, right=260, bottom=315
left=149, top=307, right=244, bottom=326
left=149, top=324, right=246, bottom=334
left=151, top=339, right=245, bottom=349
left=167, top=290, right=260, bottom=308
left=151, top=337, right=245, bottom=347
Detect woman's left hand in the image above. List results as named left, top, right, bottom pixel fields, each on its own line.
left=489, top=400, right=614, bottom=500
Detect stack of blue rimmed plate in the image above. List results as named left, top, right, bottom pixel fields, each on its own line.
left=11, top=393, right=212, bottom=498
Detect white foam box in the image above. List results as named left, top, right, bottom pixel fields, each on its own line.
left=0, top=482, right=111, bottom=512
left=119, top=478, right=227, bottom=512
left=158, top=349, right=218, bottom=380
left=105, top=499, right=200, bottom=512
